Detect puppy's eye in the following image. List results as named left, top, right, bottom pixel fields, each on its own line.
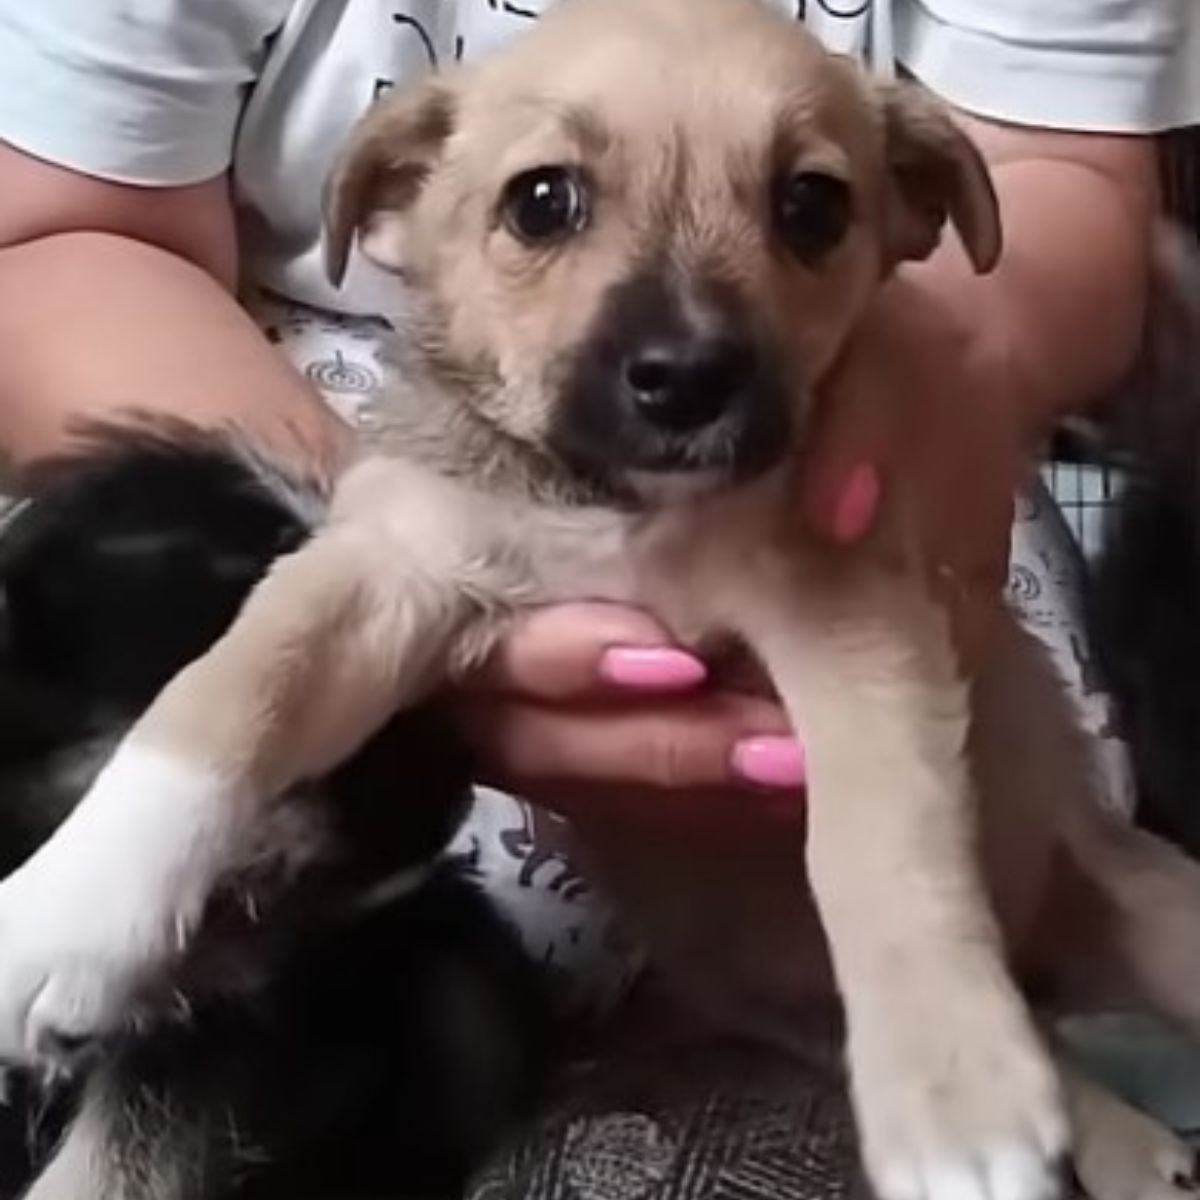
left=501, top=167, right=590, bottom=243
left=774, top=171, right=852, bottom=262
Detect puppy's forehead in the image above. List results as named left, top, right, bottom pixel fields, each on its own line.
left=463, top=0, right=873, bottom=160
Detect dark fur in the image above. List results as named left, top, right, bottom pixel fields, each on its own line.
left=0, top=426, right=550, bottom=1199
left=1088, top=228, right=1200, bottom=859
left=552, top=270, right=790, bottom=482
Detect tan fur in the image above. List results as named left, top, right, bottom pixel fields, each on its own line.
left=1063, top=1064, right=1200, bottom=1200
left=325, top=0, right=997, bottom=460
left=7, top=4, right=1200, bottom=1200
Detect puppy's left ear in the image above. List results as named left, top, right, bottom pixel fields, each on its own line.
left=878, top=81, right=1001, bottom=274
left=323, top=78, right=458, bottom=287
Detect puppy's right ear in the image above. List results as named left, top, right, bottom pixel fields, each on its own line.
left=323, top=80, right=457, bottom=287
left=877, top=81, right=1001, bottom=275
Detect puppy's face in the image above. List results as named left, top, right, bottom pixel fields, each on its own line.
left=326, top=0, right=999, bottom=500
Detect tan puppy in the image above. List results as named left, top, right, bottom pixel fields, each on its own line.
left=3, top=3, right=1200, bottom=1200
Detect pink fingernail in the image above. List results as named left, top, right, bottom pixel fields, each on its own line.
left=599, top=646, right=708, bottom=691
left=732, top=736, right=807, bottom=789
left=831, top=463, right=881, bottom=545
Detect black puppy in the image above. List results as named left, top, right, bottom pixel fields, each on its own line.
left=1089, top=227, right=1200, bottom=860
left=0, top=424, right=549, bottom=1200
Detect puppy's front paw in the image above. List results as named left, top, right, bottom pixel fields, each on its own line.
left=0, top=748, right=238, bottom=1069
left=852, top=981, right=1067, bottom=1200
left=1072, top=1075, right=1200, bottom=1200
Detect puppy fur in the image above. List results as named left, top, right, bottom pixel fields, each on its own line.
left=0, top=428, right=550, bottom=1199
left=4, top=3, right=1200, bottom=1200
left=1088, top=228, right=1200, bottom=859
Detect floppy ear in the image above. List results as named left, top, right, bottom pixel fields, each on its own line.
left=322, top=79, right=457, bottom=287
left=877, top=81, right=1001, bottom=274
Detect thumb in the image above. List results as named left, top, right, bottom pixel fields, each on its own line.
left=800, top=359, right=891, bottom=546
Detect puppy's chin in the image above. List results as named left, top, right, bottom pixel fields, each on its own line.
left=548, top=415, right=792, bottom=507
left=622, top=467, right=736, bottom=506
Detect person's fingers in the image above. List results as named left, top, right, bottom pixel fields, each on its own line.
left=823, top=461, right=884, bottom=546
left=456, top=690, right=798, bottom=793
left=467, top=603, right=706, bottom=702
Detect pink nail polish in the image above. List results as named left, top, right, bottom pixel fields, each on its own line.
left=831, top=463, right=881, bottom=545
left=599, top=646, right=708, bottom=691
left=732, top=736, right=806, bottom=790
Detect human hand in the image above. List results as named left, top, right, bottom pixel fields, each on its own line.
left=454, top=603, right=805, bottom=838
left=799, top=272, right=1029, bottom=666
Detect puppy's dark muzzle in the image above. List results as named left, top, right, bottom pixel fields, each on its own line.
left=621, top=336, right=753, bottom=434
left=554, top=271, right=792, bottom=486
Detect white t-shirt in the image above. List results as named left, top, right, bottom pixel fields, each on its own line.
left=1, top=0, right=1198, bottom=315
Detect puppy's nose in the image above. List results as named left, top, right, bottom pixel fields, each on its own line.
left=623, top=338, right=752, bottom=432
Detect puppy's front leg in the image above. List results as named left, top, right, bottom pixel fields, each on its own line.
left=0, top=474, right=493, bottom=1067
left=739, top=564, right=1066, bottom=1200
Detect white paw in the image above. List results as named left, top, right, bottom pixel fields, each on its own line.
left=1073, top=1081, right=1200, bottom=1200
left=1108, top=1131, right=1200, bottom=1200
left=0, top=747, right=239, bottom=1069
left=852, top=988, right=1068, bottom=1200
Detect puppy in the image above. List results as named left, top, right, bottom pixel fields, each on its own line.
left=3, top=3, right=1200, bottom=1200
left=0, top=429, right=550, bottom=1199
left=1089, top=227, right=1200, bottom=859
